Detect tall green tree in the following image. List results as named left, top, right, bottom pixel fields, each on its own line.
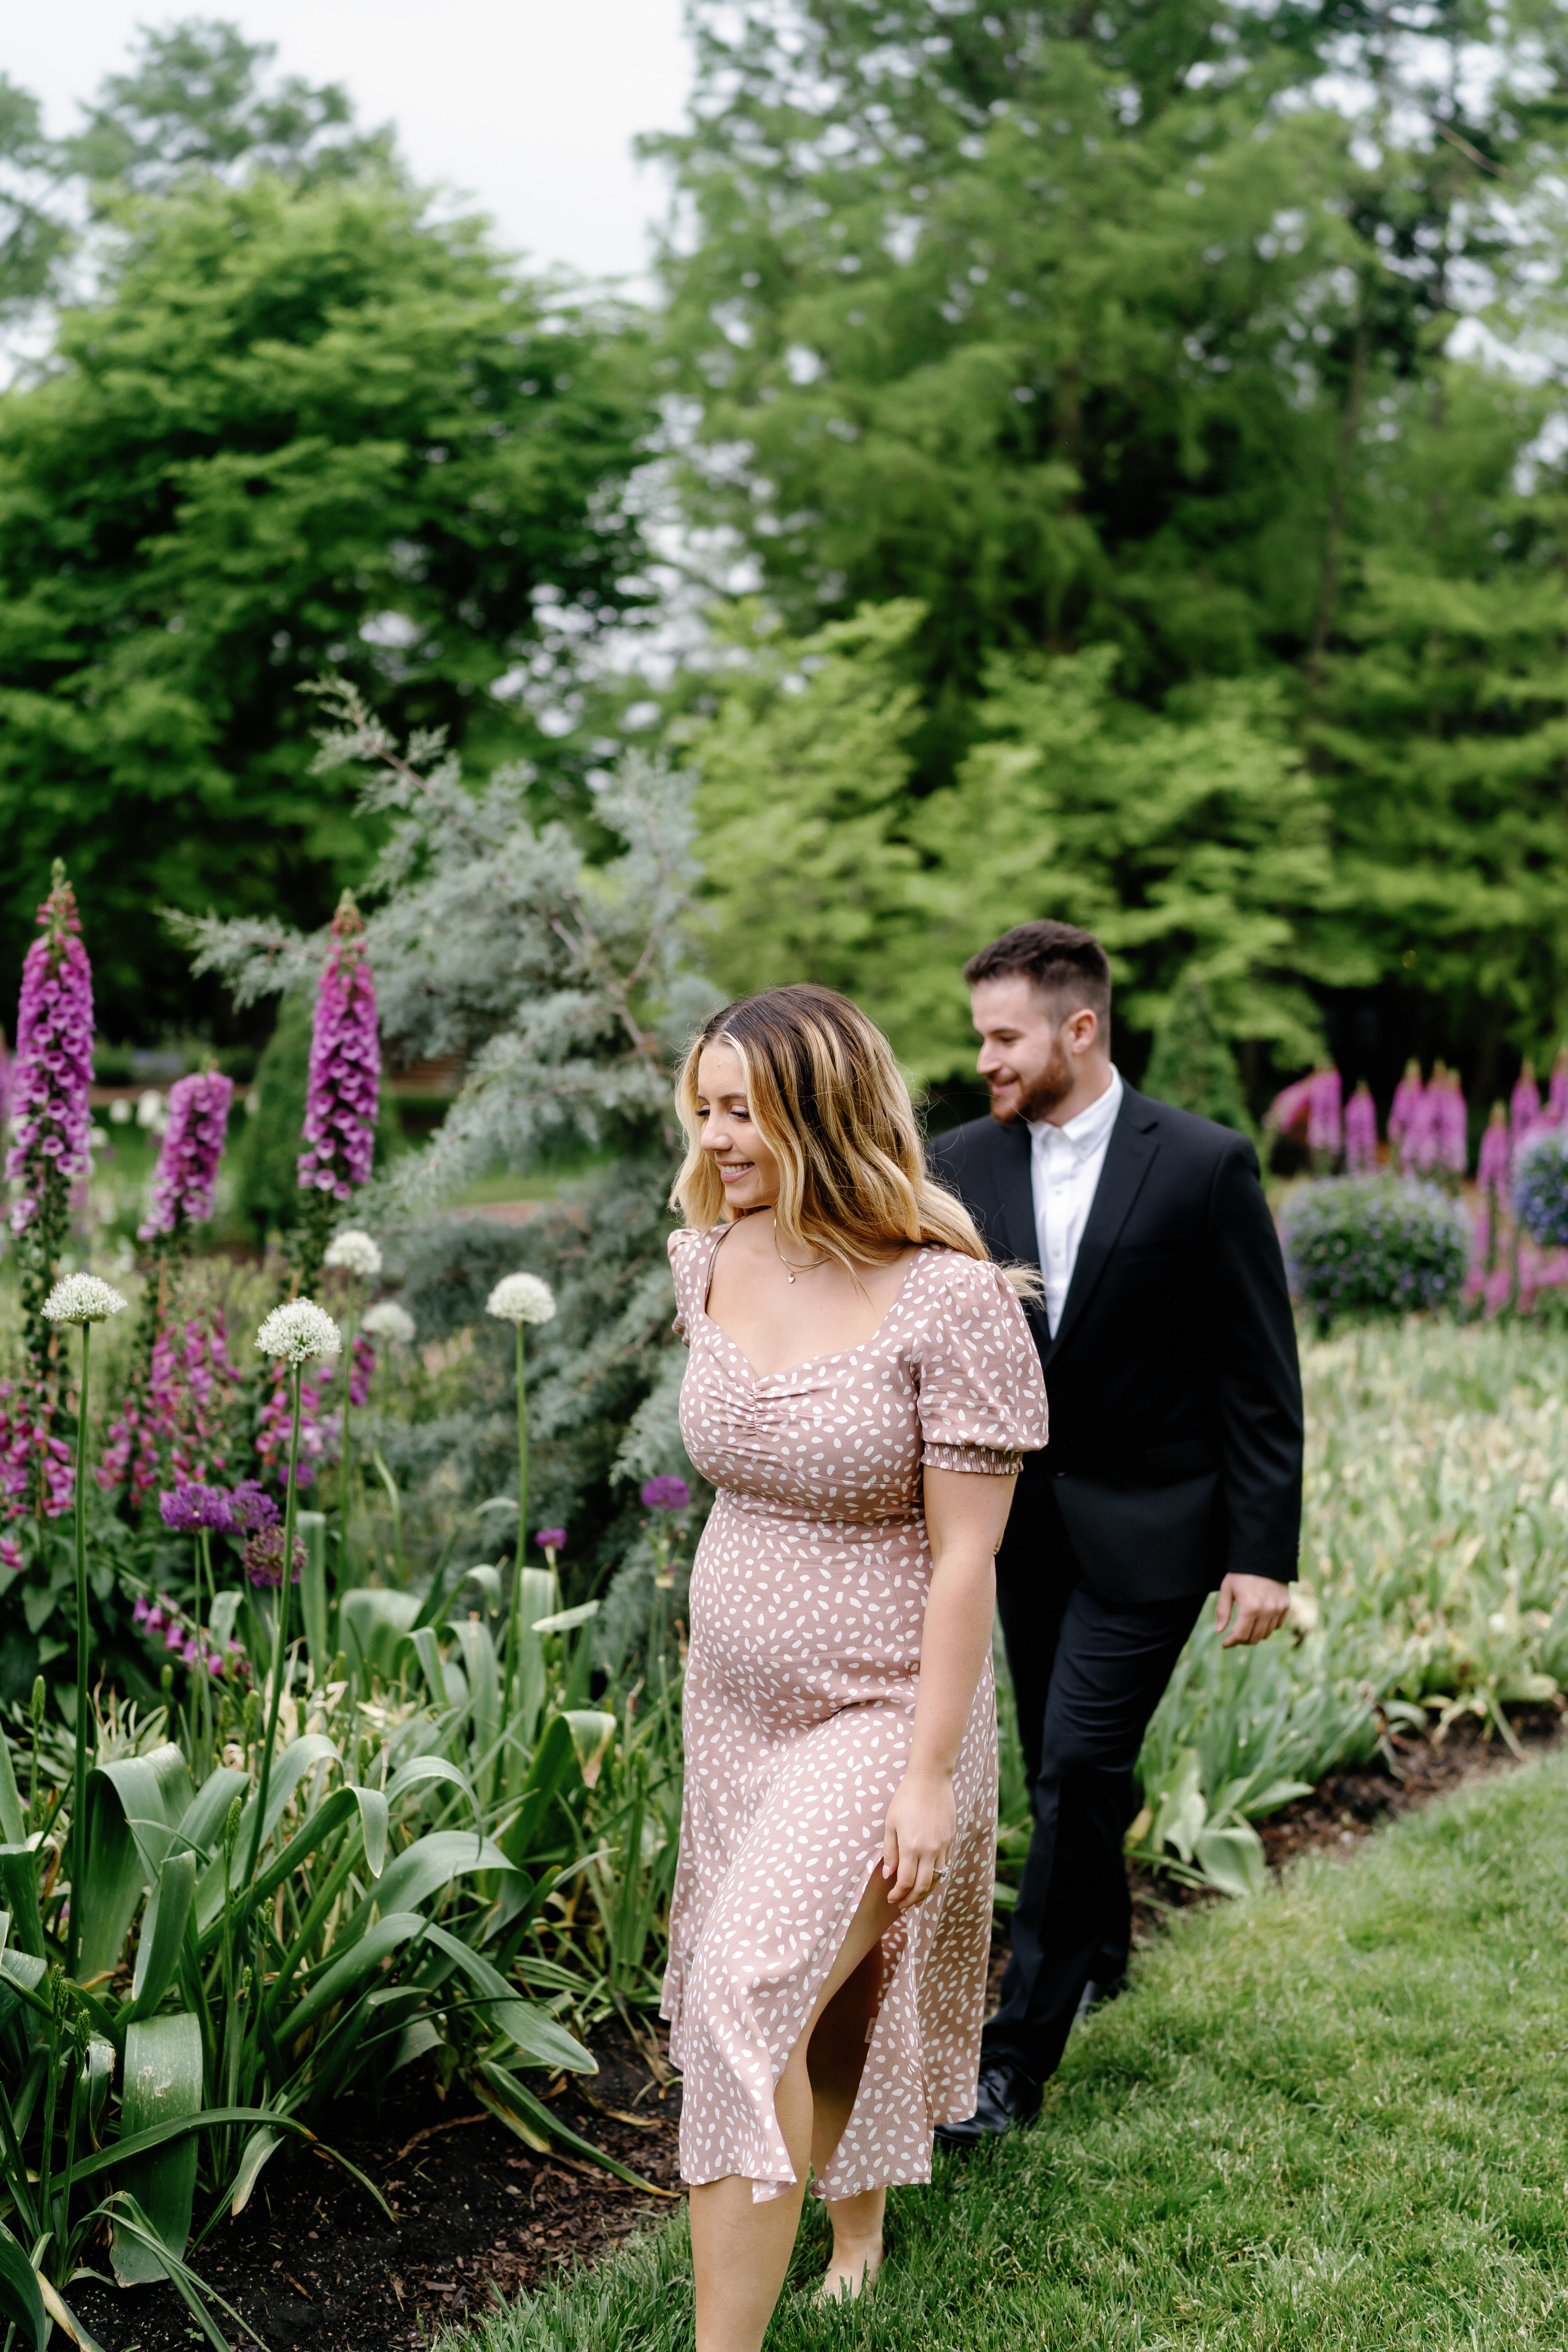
left=0, top=170, right=654, bottom=1034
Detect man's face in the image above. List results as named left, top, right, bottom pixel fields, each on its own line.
left=971, top=975, right=1087, bottom=1124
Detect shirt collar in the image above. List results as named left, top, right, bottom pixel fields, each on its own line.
left=1030, top=1067, right=1123, bottom=1160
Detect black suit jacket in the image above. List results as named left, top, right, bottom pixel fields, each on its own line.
left=930, top=1086, right=1303, bottom=1602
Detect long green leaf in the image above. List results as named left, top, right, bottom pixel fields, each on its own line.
left=226, top=2127, right=282, bottom=2217
left=383, top=1753, right=484, bottom=1835
left=0, top=1739, right=25, bottom=1844
left=278, top=1910, right=428, bottom=2045
left=0, top=1846, right=44, bottom=1962
left=420, top=1923, right=595, bottom=2073
left=196, top=1734, right=339, bottom=1929
left=297, top=1508, right=330, bottom=1677
left=67, top=2109, right=390, bottom=2220
left=474, top=2062, right=666, bottom=2193
left=337, top=1829, right=512, bottom=1944
left=80, top=1745, right=195, bottom=1983
left=128, top=1849, right=197, bottom=2021
left=113, top=2012, right=203, bottom=2285
left=103, top=2193, right=263, bottom=2348
left=0, top=2216, right=46, bottom=2352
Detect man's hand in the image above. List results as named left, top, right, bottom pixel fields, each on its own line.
left=1215, top=1573, right=1290, bottom=1648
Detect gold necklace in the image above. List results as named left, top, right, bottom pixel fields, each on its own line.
left=772, top=1215, right=827, bottom=1285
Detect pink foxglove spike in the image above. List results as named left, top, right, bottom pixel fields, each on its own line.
left=139, top=1069, right=234, bottom=1239
left=298, top=890, right=381, bottom=1204
left=1477, top=1103, right=1509, bottom=1194
left=1511, top=1059, right=1541, bottom=1145
left=1387, top=1059, right=1424, bottom=1164
left=1307, top=1067, right=1342, bottom=1158
left=1343, top=1081, right=1378, bottom=1175
left=1264, top=1076, right=1314, bottom=1134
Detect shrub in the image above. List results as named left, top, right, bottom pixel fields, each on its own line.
left=1513, top=1127, right=1568, bottom=1249
left=1281, top=1176, right=1469, bottom=1327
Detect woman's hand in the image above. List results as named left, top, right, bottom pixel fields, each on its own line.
left=882, top=1764, right=957, bottom=1909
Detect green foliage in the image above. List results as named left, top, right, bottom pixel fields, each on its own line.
left=1142, top=970, right=1252, bottom=1133
left=686, top=604, right=1363, bottom=1085
left=60, top=16, right=392, bottom=194
left=0, top=76, right=71, bottom=319
left=0, top=169, right=653, bottom=1036
left=649, top=0, right=1568, bottom=1077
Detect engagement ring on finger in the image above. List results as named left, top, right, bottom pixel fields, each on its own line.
left=931, top=1866, right=947, bottom=1882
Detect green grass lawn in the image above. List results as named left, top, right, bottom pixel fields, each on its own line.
left=447, top=1751, right=1568, bottom=2350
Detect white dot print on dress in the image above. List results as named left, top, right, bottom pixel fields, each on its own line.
left=660, top=1229, right=1047, bottom=2200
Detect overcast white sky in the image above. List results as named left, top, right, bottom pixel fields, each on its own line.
left=6, top=1, right=695, bottom=286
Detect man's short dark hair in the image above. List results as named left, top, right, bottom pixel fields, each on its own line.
left=962, top=920, right=1111, bottom=1027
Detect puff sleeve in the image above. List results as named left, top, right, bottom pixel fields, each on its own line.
left=915, top=1255, right=1049, bottom=1475
left=667, top=1227, right=715, bottom=1347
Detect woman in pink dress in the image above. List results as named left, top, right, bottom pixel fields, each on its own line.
left=662, top=984, right=1047, bottom=2351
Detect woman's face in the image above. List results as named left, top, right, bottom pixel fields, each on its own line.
left=695, top=1042, right=782, bottom=1214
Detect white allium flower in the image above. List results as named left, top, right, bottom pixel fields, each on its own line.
left=43, top=1274, right=128, bottom=1325
left=323, top=1228, right=383, bottom=1278
left=363, top=1299, right=416, bottom=1346
left=486, top=1272, right=557, bottom=1326
left=256, top=1298, right=343, bottom=1364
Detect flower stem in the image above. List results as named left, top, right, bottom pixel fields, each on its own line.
left=500, top=1324, right=528, bottom=1728
left=341, top=1272, right=357, bottom=1587
left=195, top=1527, right=214, bottom=1779
left=66, top=1321, right=91, bottom=1981
left=245, top=1363, right=303, bottom=1888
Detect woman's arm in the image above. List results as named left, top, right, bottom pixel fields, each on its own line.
left=882, top=1464, right=1016, bottom=1910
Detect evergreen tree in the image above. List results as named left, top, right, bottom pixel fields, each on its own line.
left=1142, top=970, right=1253, bottom=1133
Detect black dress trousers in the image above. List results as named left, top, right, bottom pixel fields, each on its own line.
left=984, top=1479, right=1205, bottom=2085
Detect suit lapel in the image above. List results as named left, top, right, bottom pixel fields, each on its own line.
left=1047, top=1090, right=1161, bottom=1359
left=993, top=1118, right=1039, bottom=1272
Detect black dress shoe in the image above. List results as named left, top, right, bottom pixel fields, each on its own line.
left=933, top=2058, right=1042, bottom=2151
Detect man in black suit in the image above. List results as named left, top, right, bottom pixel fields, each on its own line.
left=929, top=919, right=1303, bottom=2145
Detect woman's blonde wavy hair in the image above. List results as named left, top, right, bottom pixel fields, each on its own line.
left=673, top=984, right=1003, bottom=1283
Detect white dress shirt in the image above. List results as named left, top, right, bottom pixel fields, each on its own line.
left=1030, top=1068, right=1124, bottom=1338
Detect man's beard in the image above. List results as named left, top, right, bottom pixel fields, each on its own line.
left=991, top=1040, right=1073, bottom=1125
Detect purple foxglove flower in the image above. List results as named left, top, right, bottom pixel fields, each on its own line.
left=1511, top=1062, right=1541, bottom=1153
left=1430, top=1065, right=1468, bottom=1175
left=297, top=892, right=381, bottom=1205
left=535, top=1528, right=567, bottom=1552
left=139, top=1069, right=234, bottom=1240
left=164, top=1620, right=186, bottom=1652
left=132, top=1593, right=151, bottom=1626
left=158, top=1481, right=236, bottom=1534
left=1477, top=1105, right=1510, bottom=1194
left=1307, top=1068, right=1342, bottom=1158
left=6, top=862, right=93, bottom=1240
left=1551, top=1050, right=1568, bottom=1129
left=641, top=1475, right=691, bottom=1512
left=1343, top=1083, right=1378, bottom=1176
left=1264, top=1077, right=1313, bottom=1136
left=1387, top=1060, right=1424, bottom=1157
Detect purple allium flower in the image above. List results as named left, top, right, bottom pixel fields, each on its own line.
left=158, top=1482, right=236, bottom=1534
left=535, top=1528, right=566, bottom=1552
left=641, top=1476, right=691, bottom=1512
left=297, top=892, right=381, bottom=1205
left=139, top=1069, right=234, bottom=1240
left=230, top=1479, right=279, bottom=1533
left=5, top=862, right=93, bottom=1239
left=243, top=1523, right=305, bottom=1588
left=1343, top=1082, right=1378, bottom=1176
left=1307, top=1067, right=1342, bottom=1158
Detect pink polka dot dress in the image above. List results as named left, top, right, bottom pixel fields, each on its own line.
left=661, top=1229, right=1049, bottom=2204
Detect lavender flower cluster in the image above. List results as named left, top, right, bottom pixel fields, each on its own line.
left=139, top=1069, right=235, bottom=1239
left=132, top=1590, right=251, bottom=1683
left=1281, top=1177, right=1470, bottom=1327
left=298, top=892, right=381, bottom=1203
left=5, top=863, right=94, bottom=1236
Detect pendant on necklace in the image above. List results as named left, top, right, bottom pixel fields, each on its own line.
left=784, top=1272, right=795, bottom=1284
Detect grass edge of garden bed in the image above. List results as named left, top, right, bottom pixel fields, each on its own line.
left=442, top=1746, right=1568, bottom=2350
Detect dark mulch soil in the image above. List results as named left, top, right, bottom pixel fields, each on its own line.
left=62, top=1710, right=1566, bottom=2352
left=65, top=2021, right=683, bottom=2351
